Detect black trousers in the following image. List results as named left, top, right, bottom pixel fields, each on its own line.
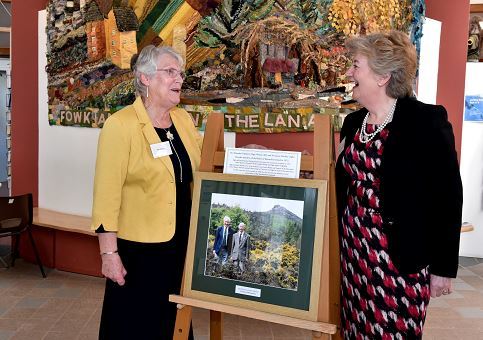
left=99, top=238, right=194, bottom=340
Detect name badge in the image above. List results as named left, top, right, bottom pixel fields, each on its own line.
left=150, top=141, right=172, bottom=158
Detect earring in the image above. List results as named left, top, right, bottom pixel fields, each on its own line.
left=146, top=86, right=149, bottom=98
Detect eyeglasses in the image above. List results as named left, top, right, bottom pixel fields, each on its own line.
left=156, top=68, right=186, bottom=80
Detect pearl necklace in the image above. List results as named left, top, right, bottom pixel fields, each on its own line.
left=359, top=99, right=397, bottom=143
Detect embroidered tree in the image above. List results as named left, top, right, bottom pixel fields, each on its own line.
left=288, top=0, right=333, bottom=34
left=195, top=0, right=276, bottom=48
left=328, top=0, right=413, bottom=36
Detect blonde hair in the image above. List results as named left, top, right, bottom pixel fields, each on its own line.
left=132, top=45, right=184, bottom=98
left=346, top=30, right=417, bottom=98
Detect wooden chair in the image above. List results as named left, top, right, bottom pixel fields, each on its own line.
left=0, top=194, right=46, bottom=277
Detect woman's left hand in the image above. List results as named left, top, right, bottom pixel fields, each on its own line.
left=430, top=274, right=453, bottom=297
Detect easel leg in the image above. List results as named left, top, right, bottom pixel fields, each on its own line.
left=312, top=331, right=331, bottom=340
left=173, top=305, right=192, bottom=340
left=210, top=310, right=223, bottom=340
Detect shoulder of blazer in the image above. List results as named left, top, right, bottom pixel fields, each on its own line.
left=172, top=107, right=193, bottom=119
left=340, top=107, right=367, bottom=141
left=171, top=107, right=198, bottom=128
left=104, top=97, right=151, bottom=131
left=392, top=96, right=448, bottom=130
left=100, top=103, right=139, bottom=143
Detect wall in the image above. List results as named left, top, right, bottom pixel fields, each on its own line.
left=460, top=63, right=483, bottom=257
left=417, top=18, right=441, bottom=104
left=425, top=0, right=470, bottom=157
left=13, top=3, right=470, bottom=213
left=38, top=11, right=99, bottom=216
left=11, top=0, right=48, bottom=203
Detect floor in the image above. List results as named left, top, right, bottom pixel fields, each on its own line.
left=0, top=256, right=483, bottom=339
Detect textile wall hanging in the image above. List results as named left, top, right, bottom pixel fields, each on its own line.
left=46, top=0, right=425, bottom=130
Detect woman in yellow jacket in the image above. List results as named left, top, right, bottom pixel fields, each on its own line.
left=91, top=45, right=202, bottom=339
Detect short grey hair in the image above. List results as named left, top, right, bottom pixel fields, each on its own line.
left=132, top=45, right=184, bottom=98
left=345, top=30, right=417, bottom=98
left=223, top=216, right=231, bottom=223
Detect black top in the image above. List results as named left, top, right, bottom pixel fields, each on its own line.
left=335, top=96, right=463, bottom=277
left=154, top=123, right=193, bottom=249
left=155, top=123, right=193, bottom=184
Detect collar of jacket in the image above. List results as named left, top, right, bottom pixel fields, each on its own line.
left=132, top=96, right=176, bottom=179
left=349, top=96, right=415, bottom=129
left=133, top=97, right=161, bottom=145
left=389, top=96, right=415, bottom=127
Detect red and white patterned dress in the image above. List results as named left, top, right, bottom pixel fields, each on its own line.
left=340, top=124, right=431, bottom=340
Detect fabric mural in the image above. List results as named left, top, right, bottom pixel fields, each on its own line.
left=180, top=103, right=351, bottom=133
left=46, top=0, right=425, bottom=132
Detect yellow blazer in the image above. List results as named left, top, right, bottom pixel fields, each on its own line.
left=91, top=97, right=202, bottom=242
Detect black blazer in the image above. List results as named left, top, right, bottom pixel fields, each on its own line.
left=335, top=96, right=463, bottom=277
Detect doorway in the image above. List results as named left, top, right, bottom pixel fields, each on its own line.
left=0, top=70, right=8, bottom=196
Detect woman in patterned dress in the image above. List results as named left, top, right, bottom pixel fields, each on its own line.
left=335, top=31, right=463, bottom=339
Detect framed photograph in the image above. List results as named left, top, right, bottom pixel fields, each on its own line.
left=183, top=172, right=328, bottom=321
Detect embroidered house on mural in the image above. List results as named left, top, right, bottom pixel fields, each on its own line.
left=105, top=5, right=139, bottom=69
left=261, top=44, right=298, bottom=86
left=65, top=0, right=81, bottom=14
left=85, top=1, right=106, bottom=62
left=232, top=17, right=328, bottom=88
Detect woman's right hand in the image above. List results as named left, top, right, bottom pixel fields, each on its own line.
left=101, top=254, right=127, bottom=286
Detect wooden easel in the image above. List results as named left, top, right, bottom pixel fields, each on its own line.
left=170, top=112, right=341, bottom=340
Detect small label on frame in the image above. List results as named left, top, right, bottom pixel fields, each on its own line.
left=235, top=285, right=261, bottom=298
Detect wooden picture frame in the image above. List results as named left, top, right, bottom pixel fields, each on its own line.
left=183, top=172, right=328, bottom=321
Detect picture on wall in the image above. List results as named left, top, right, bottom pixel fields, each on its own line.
left=45, top=0, right=424, bottom=129
left=183, top=172, right=328, bottom=320
left=464, top=95, right=483, bottom=122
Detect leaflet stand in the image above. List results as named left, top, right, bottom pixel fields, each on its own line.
left=170, top=112, right=341, bottom=340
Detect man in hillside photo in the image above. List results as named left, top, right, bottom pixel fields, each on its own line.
left=231, top=222, right=250, bottom=272
left=213, top=216, right=234, bottom=265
